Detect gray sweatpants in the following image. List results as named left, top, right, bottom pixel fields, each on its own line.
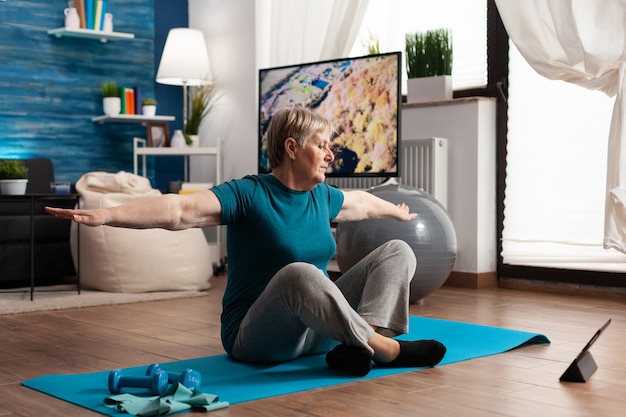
left=231, top=239, right=416, bottom=363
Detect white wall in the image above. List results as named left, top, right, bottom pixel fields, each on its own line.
left=188, top=0, right=258, bottom=183
left=403, top=98, right=497, bottom=276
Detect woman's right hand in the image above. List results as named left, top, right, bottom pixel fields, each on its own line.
left=45, top=206, right=106, bottom=227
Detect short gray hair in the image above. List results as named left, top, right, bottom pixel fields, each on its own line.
left=266, top=107, right=333, bottom=169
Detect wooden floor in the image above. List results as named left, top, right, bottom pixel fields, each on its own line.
left=0, top=275, right=624, bottom=417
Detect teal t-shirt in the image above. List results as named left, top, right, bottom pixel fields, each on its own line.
left=211, top=174, right=344, bottom=354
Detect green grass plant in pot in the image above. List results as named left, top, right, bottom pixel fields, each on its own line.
left=184, top=83, right=219, bottom=147
left=0, top=159, right=29, bottom=195
left=405, top=28, right=453, bottom=103
left=101, top=80, right=121, bottom=116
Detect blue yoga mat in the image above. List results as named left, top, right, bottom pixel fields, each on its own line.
left=23, top=317, right=549, bottom=415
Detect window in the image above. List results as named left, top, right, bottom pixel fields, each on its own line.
left=502, top=41, right=626, bottom=272
left=350, top=0, right=488, bottom=92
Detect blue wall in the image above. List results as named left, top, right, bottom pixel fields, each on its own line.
left=0, top=0, right=187, bottom=191
left=153, top=0, right=188, bottom=191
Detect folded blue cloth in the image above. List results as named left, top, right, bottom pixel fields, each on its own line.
left=104, top=383, right=229, bottom=416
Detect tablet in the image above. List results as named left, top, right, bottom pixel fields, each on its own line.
left=559, top=318, right=611, bottom=382
left=574, top=318, right=611, bottom=361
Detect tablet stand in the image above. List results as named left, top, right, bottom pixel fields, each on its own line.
left=559, top=350, right=598, bottom=382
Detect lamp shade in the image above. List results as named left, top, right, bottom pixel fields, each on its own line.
left=156, top=28, right=212, bottom=86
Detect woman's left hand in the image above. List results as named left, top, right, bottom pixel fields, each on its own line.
left=396, top=203, right=418, bottom=221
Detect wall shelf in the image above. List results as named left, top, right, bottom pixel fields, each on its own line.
left=92, top=114, right=175, bottom=124
left=47, top=28, right=135, bottom=42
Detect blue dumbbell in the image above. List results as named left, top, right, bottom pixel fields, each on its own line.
left=145, top=363, right=202, bottom=389
left=108, top=368, right=169, bottom=395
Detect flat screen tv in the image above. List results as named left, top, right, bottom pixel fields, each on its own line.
left=258, top=51, right=401, bottom=177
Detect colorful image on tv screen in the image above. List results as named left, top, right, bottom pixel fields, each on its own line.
left=258, top=52, right=400, bottom=177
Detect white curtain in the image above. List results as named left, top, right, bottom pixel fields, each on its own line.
left=495, top=0, right=626, bottom=254
left=503, top=42, right=622, bottom=271
left=255, top=0, right=369, bottom=69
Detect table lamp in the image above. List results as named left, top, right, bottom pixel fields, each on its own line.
left=156, top=28, right=212, bottom=132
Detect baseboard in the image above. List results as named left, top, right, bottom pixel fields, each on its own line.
left=330, top=269, right=498, bottom=289
left=444, top=271, right=498, bottom=289
left=498, top=277, right=626, bottom=300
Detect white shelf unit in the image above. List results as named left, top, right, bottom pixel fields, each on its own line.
left=47, top=28, right=135, bottom=42
left=92, top=114, right=175, bottom=124
left=133, top=137, right=222, bottom=183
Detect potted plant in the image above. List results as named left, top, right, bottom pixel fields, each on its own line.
left=141, top=97, right=157, bottom=117
left=405, top=28, right=453, bottom=103
left=361, top=31, right=381, bottom=55
left=183, top=83, right=219, bottom=147
left=0, top=159, right=29, bottom=195
left=101, top=81, right=121, bottom=116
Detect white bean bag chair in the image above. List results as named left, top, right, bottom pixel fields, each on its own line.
left=70, top=171, right=212, bottom=293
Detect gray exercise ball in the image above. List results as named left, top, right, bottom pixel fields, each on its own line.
left=335, top=182, right=457, bottom=303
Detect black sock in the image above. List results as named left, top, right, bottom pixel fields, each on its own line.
left=325, top=344, right=373, bottom=377
left=376, top=340, right=446, bottom=368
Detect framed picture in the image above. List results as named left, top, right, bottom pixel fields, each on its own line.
left=146, top=122, right=170, bottom=147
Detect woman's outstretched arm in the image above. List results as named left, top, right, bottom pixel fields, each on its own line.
left=45, top=189, right=223, bottom=230
left=332, top=189, right=417, bottom=223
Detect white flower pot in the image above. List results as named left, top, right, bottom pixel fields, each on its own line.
left=103, top=97, right=121, bottom=116
left=142, top=105, right=156, bottom=117
left=187, top=134, right=199, bottom=147
left=407, top=75, right=452, bottom=104
left=0, top=179, right=28, bottom=195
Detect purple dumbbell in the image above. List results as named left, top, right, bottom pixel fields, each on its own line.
left=145, top=363, right=202, bottom=389
left=108, top=368, right=169, bottom=395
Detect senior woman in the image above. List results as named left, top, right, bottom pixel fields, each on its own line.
left=46, top=107, right=445, bottom=377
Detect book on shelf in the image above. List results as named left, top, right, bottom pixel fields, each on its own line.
left=94, top=0, right=103, bottom=31
left=124, top=88, right=135, bottom=115
left=118, top=85, right=126, bottom=114
left=99, top=1, right=108, bottom=31
left=85, top=0, right=93, bottom=29
left=134, top=85, right=143, bottom=115
left=178, top=182, right=214, bottom=194
left=182, top=182, right=213, bottom=190
left=74, top=0, right=87, bottom=28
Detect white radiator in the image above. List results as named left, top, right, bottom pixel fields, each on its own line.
left=325, top=138, right=448, bottom=208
